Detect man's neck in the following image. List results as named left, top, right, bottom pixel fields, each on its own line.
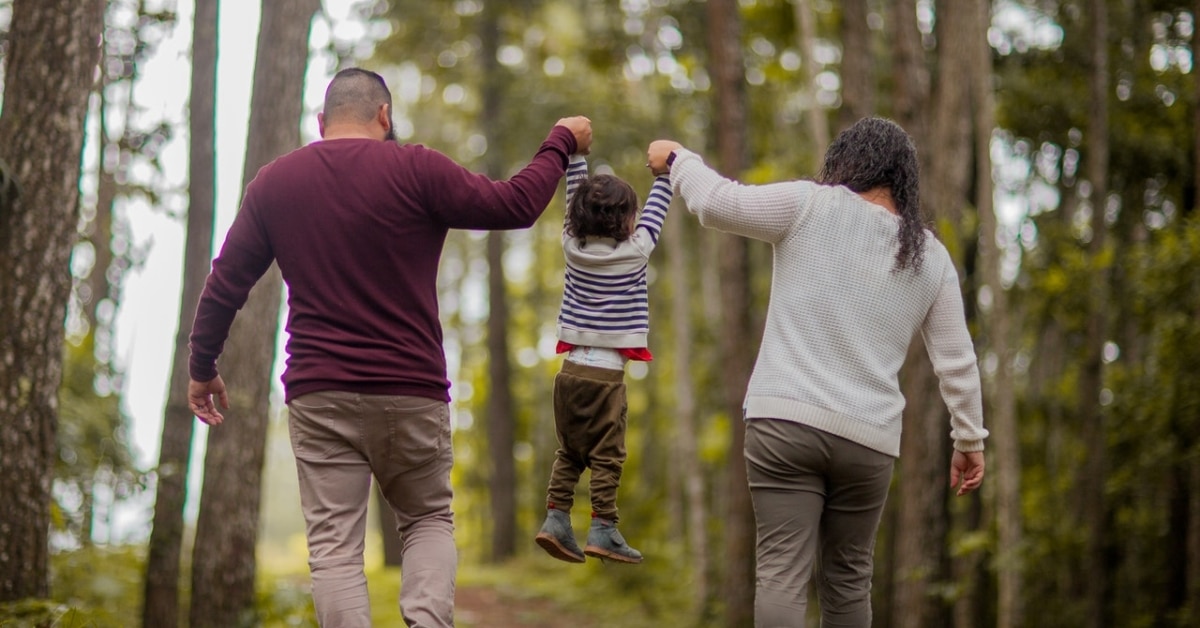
left=322, top=125, right=382, bottom=141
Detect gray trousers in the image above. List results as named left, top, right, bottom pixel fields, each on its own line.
left=288, top=391, right=456, bottom=628
left=745, top=418, right=895, bottom=628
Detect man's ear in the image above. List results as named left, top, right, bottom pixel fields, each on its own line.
left=378, top=104, right=391, bottom=133
left=317, top=112, right=326, bottom=138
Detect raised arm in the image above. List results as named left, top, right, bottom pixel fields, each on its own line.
left=427, top=117, right=591, bottom=231
left=634, top=174, right=672, bottom=248
left=565, top=154, right=588, bottom=217
left=646, top=140, right=814, bottom=244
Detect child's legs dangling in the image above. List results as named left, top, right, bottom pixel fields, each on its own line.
left=584, top=379, right=627, bottom=523
left=546, top=366, right=590, bottom=511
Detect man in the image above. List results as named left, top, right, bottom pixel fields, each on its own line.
left=188, top=67, right=591, bottom=627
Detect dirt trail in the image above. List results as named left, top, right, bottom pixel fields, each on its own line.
left=456, top=584, right=597, bottom=628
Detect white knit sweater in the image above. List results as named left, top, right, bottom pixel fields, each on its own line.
left=670, top=149, right=987, bottom=457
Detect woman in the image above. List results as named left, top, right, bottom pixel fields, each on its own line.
left=646, top=117, right=987, bottom=628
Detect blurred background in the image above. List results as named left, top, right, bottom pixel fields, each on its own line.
left=1, top=0, right=1199, bottom=626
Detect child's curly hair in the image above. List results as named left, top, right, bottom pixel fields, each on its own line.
left=566, top=174, right=639, bottom=241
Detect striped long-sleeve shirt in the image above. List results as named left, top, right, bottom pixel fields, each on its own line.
left=555, top=155, right=672, bottom=352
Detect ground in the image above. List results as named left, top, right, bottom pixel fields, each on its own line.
left=456, top=583, right=596, bottom=628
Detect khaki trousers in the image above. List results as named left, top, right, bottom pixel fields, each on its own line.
left=288, top=391, right=456, bottom=628
left=745, top=418, right=895, bottom=628
left=545, top=360, right=628, bottom=522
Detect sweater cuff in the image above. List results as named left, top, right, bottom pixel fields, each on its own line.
left=953, top=439, right=986, bottom=453
left=189, top=352, right=219, bottom=382
left=547, top=125, right=577, bottom=166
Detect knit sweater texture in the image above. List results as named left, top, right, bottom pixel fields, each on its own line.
left=670, top=149, right=987, bottom=456
left=555, top=155, right=672, bottom=349
left=189, top=126, right=576, bottom=403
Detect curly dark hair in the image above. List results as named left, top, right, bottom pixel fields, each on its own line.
left=565, top=174, right=639, bottom=241
left=818, top=117, right=926, bottom=272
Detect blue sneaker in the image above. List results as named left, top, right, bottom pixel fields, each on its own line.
left=535, top=509, right=585, bottom=563
left=584, top=517, right=642, bottom=564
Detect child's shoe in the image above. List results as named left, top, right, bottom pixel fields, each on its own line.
left=583, top=517, right=642, bottom=564
left=535, top=509, right=585, bottom=563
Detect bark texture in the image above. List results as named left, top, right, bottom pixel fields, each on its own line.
left=706, top=0, right=756, bottom=625
left=0, top=0, right=105, bottom=601
left=188, top=2, right=319, bottom=626
left=142, top=0, right=218, bottom=625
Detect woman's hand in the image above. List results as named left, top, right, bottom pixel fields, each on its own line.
left=647, top=139, right=683, bottom=176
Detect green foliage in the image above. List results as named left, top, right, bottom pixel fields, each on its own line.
left=0, top=600, right=102, bottom=628
left=996, top=2, right=1200, bottom=625
left=44, top=546, right=145, bottom=627
left=55, top=332, right=144, bottom=545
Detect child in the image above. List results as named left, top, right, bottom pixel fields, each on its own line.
left=534, top=153, right=672, bottom=564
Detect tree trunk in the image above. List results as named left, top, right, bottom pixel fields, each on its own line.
left=188, top=2, right=319, bottom=626
left=838, top=0, right=873, bottom=132
left=86, top=98, right=117, bottom=332
left=793, top=0, right=829, bottom=157
left=1190, top=454, right=1200, bottom=618
left=890, top=0, right=930, bottom=144
left=1082, top=2, right=1110, bottom=626
left=478, top=2, right=517, bottom=562
left=706, top=0, right=756, bottom=625
left=142, top=0, right=218, bottom=625
left=970, top=2, right=1022, bottom=626
left=0, top=0, right=105, bottom=601
left=665, top=199, right=708, bottom=614
left=893, top=2, right=973, bottom=626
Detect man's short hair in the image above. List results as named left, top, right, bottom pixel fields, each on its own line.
left=322, top=68, right=393, bottom=126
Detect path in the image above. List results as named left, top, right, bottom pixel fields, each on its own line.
left=456, top=584, right=597, bottom=628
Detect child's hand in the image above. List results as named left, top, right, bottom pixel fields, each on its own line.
left=556, top=116, right=592, bottom=155
left=647, top=140, right=682, bottom=175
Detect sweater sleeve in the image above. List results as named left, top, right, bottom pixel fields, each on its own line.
left=635, top=175, right=672, bottom=247
left=188, top=184, right=276, bottom=381
left=564, top=154, right=588, bottom=232
left=669, top=148, right=814, bottom=245
left=920, top=262, right=989, bottom=452
left=565, top=154, right=588, bottom=207
left=422, top=125, right=576, bottom=231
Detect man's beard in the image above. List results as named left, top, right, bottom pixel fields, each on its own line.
left=385, top=117, right=397, bottom=142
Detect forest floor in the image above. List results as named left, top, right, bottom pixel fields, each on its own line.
left=456, top=583, right=598, bottom=628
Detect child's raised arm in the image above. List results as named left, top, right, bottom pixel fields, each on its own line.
left=565, top=154, right=588, bottom=212
left=636, top=173, right=672, bottom=247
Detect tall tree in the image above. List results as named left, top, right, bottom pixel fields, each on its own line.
left=970, top=2, right=1022, bottom=625
left=142, top=0, right=218, bottom=625
left=893, top=1, right=974, bottom=626
left=1191, top=0, right=1200, bottom=609
left=706, top=0, right=756, bottom=625
left=480, top=1, right=518, bottom=562
left=793, top=0, right=830, bottom=156
left=969, top=0, right=1020, bottom=623
left=188, top=2, right=319, bottom=625
left=1081, top=1, right=1110, bottom=626
left=0, top=0, right=105, bottom=601
left=838, top=0, right=873, bottom=132
left=664, top=198, right=709, bottom=612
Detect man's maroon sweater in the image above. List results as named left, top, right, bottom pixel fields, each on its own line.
left=189, top=126, right=576, bottom=402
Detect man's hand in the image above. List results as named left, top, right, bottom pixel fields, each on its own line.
left=950, top=450, right=985, bottom=496
left=647, top=139, right=683, bottom=176
left=555, top=116, right=592, bottom=155
left=189, top=375, right=230, bottom=426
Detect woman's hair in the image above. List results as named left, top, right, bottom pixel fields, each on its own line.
left=818, top=117, right=926, bottom=272
left=566, top=174, right=639, bottom=241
